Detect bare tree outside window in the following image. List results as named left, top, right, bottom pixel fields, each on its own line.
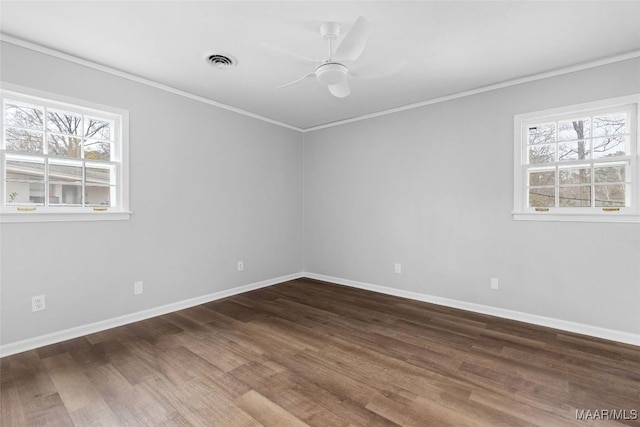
left=526, top=111, right=628, bottom=209
left=4, top=104, right=112, bottom=159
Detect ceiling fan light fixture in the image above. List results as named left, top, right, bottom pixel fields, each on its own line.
left=315, top=62, right=348, bottom=85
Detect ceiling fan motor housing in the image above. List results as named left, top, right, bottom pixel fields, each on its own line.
left=320, top=22, right=341, bottom=39
left=315, top=62, right=348, bottom=85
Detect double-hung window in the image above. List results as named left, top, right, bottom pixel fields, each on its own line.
left=0, top=85, right=129, bottom=222
left=513, top=95, right=639, bottom=222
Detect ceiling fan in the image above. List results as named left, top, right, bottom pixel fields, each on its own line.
left=270, top=16, right=405, bottom=98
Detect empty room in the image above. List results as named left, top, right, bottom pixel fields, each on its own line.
left=1, top=1, right=639, bottom=426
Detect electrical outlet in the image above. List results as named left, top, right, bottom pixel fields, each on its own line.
left=134, top=281, right=143, bottom=295
left=490, top=278, right=499, bottom=290
left=32, top=295, right=46, bottom=312
left=394, top=263, right=402, bottom=274
left=237, top=261, right=244, bottom=272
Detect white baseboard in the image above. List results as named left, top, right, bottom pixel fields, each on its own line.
left=303, top=272, right=640, bottom=347
left=0, top=272, right=304, bottom=358
left=3, top=271, right=637, bottom=357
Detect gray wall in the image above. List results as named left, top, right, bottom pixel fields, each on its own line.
left=304, top=58, right=640, bottom=334
left=0, top=42, right=304, bottom=345
left=2, top=40, right=638, bottom=347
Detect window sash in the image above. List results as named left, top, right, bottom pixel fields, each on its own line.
left=513, top=95, right=639, bottom=222
left=0, top=85, right=129, bottom=221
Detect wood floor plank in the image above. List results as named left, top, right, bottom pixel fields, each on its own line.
left=85, top=362, right=176, bottom=425
left=262, top=350, right=395, bottom=426
left=1, top=355, right=73, bottom=426
left=25, top=392, right=74, bottom=426
left=0, top=381, right=29, bottom=426
left=41, top=353, right=106, bottom=413
left=468, top=388, right=580, bottom=427
left=68, top=399, right=121, bottom=426
left=170, top=330, right=260, bottom=373
left=157, top=344, right=253, bottom=400
left=230, top=362, right=348, bottom=426
left=366, top=393, right=455, bottom=427
left=236, top=390, right=309, bottom=427
left=2, top=278, right=639, bottom=426
left=107, top=346, right=160, bottom=386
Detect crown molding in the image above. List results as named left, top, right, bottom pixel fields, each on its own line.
left=2, top=33, right=639, bottom=133
left=0, top=33, right=304, bottom=132
left=303, top=49, right=640, bottom=132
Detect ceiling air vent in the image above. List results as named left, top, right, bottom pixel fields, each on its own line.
left=205, top=54, right=236, bottom=69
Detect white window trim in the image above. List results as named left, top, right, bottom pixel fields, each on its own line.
left=0, top=83, right=131, bottom=223
left=513, top=94, right=640, bottom=223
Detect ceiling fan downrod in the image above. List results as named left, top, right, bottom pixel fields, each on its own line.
left=320, top=22, right=341, bottom=62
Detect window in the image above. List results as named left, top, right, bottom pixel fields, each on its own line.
left=1, top=85, right=129, bottom=222
left=513, top=95, right=639, bottom=222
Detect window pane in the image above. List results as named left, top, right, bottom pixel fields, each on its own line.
left=86, top=164, right=113, bottom=185
left=559, top=186, right=591, bottom=207
left=49, top=161, right=83, bottom=183
left=4, top=127, right=43, bottom=153
left=558, top=118, right=590, bottom=141
left=593, top=112, right=626, bottom=137
left=49, top=183, right=82, bottom=206
left=47, top=110, right=82, bottom=135
left=2, top=92, right=124, bottom=215
left=528, top=123, right=555, bottom=145
left=528, top=187, right=555, bottom=207
left=85, top=185, right=113, bottom=206
left=5, top=158, right=45, bottom=181
left=84, top=118, right=112, bottom=140
left=528, top=144, right=555, bottom=164
left=4, top=103, right=43, bottom=130
left=528, top=169, right=555, bottom=186
left=595, top=184, right=626, bottom=207
left=5, top=182, right=45, bottom=205
left=558, top=140, right=590, bottom=161
left=84, top=139, right=111, bottom=160
left=559, top=166, right=590, bottom=185
left=595, top=164, right=626, bottom=183
left=47, top=134, right=82, bottom=158
left=592, top=136, right=627, bottom=158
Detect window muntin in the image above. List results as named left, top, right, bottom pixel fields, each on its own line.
left=514, top=96, right=639, bottom=222
left=1, top=87, right=129, bottom=221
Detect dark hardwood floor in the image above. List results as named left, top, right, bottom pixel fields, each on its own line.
left=2, top=278, right=639, bottom=426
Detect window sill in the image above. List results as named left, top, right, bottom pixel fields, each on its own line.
left=512, top=212, right=640, bottom=223
left=0, top=211, right=132, bottom=223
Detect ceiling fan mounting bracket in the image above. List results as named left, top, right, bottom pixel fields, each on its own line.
left=320, top=22, right=341, bottom=39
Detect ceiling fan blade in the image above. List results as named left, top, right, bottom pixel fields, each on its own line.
left=328, top=80, right=351, bottom=98
left=334, top=16, right=370, bottom=62
left=277, top=72, right=315, bottom=89
left=350, top=60, right=408, bottom=79
left=260, top=42, right=320, bottom=65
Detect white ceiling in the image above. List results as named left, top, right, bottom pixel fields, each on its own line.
left=1, top=1, right=639, bottom=130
